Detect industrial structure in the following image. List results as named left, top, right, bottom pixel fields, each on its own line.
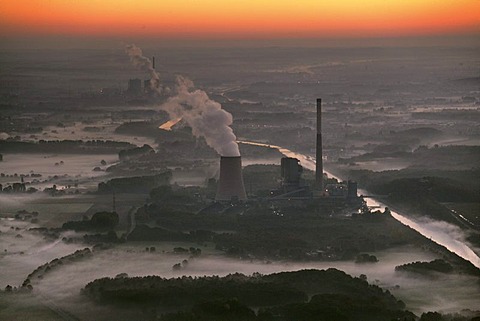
left=268, top=98, right=360, bottom=205
left=281, top=157, right=303, bottom=189
left=127, top=56, right=158, bottom=97
left=215, top=156, right=247, bottom=202
left=316, top=98, right=323, bottom=190
left=269, top=157, right=310, bottom=198
left=127, top=78, right=143, bottom=96
left=210, top=98, right=361, bottom=212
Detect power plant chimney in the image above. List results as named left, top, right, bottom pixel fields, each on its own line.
left=316, top=98, right=323, bottom=190
left=215, top=156, right=247, bottom=202
left=152, top=56, right=155, bottom=70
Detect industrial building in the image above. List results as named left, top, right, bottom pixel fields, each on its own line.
left=211, top=98, right=362, bottom=212
left=127, top=56, right=158, bottom=97
left=127, top=78, right=143, bottom=96
left=215, top=156, right=247, bottom=202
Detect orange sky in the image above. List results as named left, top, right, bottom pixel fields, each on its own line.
left=1, top=0, right=479, bottom=39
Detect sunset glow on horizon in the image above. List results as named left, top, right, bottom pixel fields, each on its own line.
left=1, top=0, right=479, bottom=39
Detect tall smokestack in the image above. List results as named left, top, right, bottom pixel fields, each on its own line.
left=216, top=156, right=247, bottom=202
left=152, top=56, right=155, bottom=69
left=316, top=98, right=323, bottom=190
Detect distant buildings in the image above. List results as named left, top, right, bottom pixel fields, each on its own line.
left=127, top=78, right=143, bottom=96
left=127, top=78, right=159, bottom=97
left=280, top=157, right=307, bottom=196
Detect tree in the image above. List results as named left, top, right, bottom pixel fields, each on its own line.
left=90, top=211, right=119, bottom=229
left=420, top=312, right=443, bottom=321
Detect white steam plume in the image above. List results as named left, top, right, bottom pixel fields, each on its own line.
left=125, top=44, right=162, bottom=95
left=162, top=76, right=240, bottom=156
left=125, top=44, right=240, bottom=157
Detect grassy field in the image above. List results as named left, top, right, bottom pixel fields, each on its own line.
left=0, top=293, right=66, bottom=321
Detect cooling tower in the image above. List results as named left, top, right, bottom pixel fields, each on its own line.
left=215, top=156, right=247, bottom=201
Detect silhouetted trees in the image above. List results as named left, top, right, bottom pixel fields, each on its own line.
left=83, top=269, right=415, bottom=321
left=97, top=171, right=171, bottom=194
left=62, top=211, right=119, bottom=231
left=395, top=259, right=454, bottom=275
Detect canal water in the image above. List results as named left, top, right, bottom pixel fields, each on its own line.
left=238, top=141, right=480, bottom=268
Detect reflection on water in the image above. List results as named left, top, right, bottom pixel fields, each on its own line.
left=363, top=194, right=480, bottom=268
left=238, top=140, right=480, bottom=268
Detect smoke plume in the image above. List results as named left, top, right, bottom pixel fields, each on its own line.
left=125, top=44, right=161, bottom=94
left=162, top=76, right=240, bottom=156
left=125, top=44, right=240, bottom=157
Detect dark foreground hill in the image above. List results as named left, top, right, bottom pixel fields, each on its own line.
left=83, top=268, right=414, bottom=321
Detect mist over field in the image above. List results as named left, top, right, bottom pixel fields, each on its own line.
left=1, top=38, right=479, bottom=320
left=2, top=219, right=479, bottom=318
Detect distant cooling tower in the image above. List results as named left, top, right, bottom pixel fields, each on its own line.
left=215, top=156, right=247, bottom=202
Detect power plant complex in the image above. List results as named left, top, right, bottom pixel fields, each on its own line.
left=126, top=56, right=159, bottom=97
left=213, top=98, right=361, bottom=209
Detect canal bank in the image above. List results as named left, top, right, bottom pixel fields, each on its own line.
left=238, top=140, right=480, bottom=268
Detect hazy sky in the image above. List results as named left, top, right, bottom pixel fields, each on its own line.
left=1, top=0, right=479, bottom=40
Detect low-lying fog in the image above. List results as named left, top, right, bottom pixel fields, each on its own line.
left=352, top=159, right=411, bottom=171
left=16, top=120, right=157, bottom=148
left=0, top=153, right=118, bottom=190
left=244, top=142, right=480, bottom=269
left=1, top=153, right=117, bottom=178
left=0, top=219, right=86, bottom=289
left=1, top=218, right=479, bottom=318
left=363, top=194, right=480, bottom=268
